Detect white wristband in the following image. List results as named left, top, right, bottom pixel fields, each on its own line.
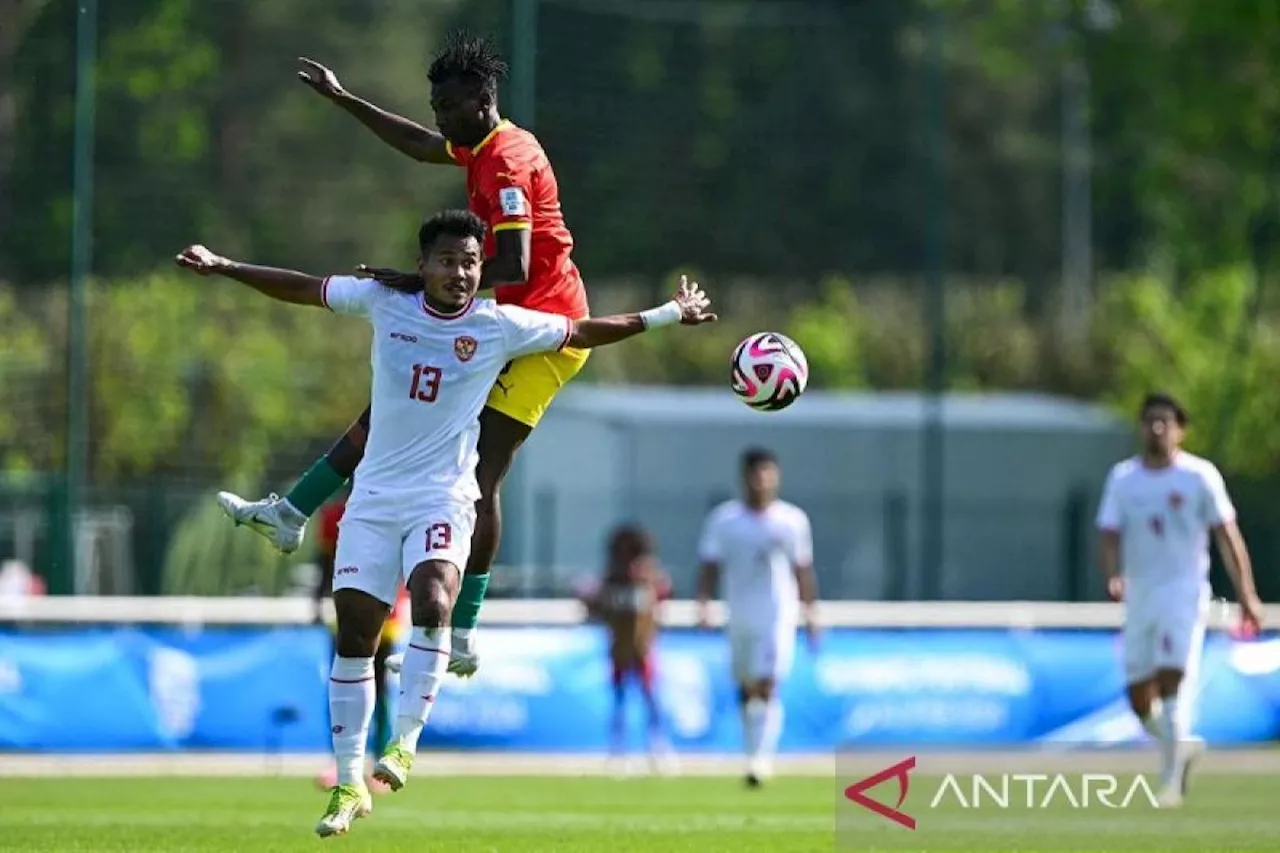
left=639, top=300, right=682, bottom=330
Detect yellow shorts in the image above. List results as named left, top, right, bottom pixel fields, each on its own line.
left=485, top=346, right=589, bottom=428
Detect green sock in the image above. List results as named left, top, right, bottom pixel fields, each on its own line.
left=451, top=573, right=491, bottom=629
left=283, top=457, right=347, bottom=517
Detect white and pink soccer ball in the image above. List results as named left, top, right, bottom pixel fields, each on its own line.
left=730, top=332, right=809, bottom=412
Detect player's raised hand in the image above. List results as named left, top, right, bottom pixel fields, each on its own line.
left=354, top=264, right=422, bottom=294
left=297, top=58, right=345, bottom=100
left=175, top=244, right=230, bottom=276
left=673, top=275, right=717, bottom=325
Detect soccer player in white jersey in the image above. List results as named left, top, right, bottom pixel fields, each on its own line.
left=1096, top=392, right=1263, bottom=808
left=174, top=210, right=716, bottom=837
left=696, top=448, right=818, bottom=787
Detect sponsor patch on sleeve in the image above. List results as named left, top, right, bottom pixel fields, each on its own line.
left=498, top=187, right=527, bottom=216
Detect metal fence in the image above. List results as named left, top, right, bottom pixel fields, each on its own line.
left=2, top=0, right=1270, bottom=595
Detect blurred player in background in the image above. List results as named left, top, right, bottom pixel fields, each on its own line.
left=217, top=32, right=591, bottom=681
left=696, top=448, right=818, bottom=788
left=177, top=210, right=714, bottom=836
left=312, top=492, right=410, bottom=793
left=1097, top=391, right=1264, bottom=808
left=580, top=524, right=675, bottom=775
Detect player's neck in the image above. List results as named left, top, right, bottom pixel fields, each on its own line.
left=744, top=496, right=774, bottom=512
left=1141, top=449, right=1178, bottom=470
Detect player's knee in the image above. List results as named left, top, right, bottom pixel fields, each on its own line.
left=1155, top=668, right=1184, bottom=697
left=332, top=589, right=387, bottom=657
left=408, top=561, right=460, bottom=627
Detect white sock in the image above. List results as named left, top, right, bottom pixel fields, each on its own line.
left=1140, top=698, right=1163, bottom=738
left=744, top=698, right=768, bottom=760
left=329, top=656, right=376, bottom=786
left=760, top=699, right=784, bottom=762
left=392, top=627, right=451, bottom=752
left=1158, top=696, right=1182, bottom=784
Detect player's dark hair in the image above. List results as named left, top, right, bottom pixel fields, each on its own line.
left=741, top=447, right=778, bottom=471
left=417, top=209, right=486, bottom=254
left=608, top=524, right=654, bottom=560
left=1140, top=391, right=1189, bottom=426
left=427, top=30, right=509, bottom=99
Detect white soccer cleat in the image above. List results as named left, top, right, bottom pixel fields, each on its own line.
left=1156, top=784, right=1183, bottom=809
left=649, top=747, right=681, bottom=777
left=447, top=628, right=479, bottom=677
left=216, top=491, right=307, bottom=554
left=314, top=783, right=372, bottom=838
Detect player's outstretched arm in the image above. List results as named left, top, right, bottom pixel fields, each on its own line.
left=1213, top=522, right=1264, bottom=630
left=566, top=275, right=716, bottom=349
left=297, top=58, right=452, bottom=165
left=174, top=245, right=326, bottom=306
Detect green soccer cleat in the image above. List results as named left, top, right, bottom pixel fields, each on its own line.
left=372, top=744, right=414, bottom=792
left=314, top=783, right=372, bottom=838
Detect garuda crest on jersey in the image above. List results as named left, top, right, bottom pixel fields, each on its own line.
left=454, top=335, right=478, bottom=362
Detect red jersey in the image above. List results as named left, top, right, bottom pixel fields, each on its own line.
left=446, top=121, right=590, bottom=320
left=317, top=501, right=345, bottom=557
left=595, top=557, right=671, bottom=663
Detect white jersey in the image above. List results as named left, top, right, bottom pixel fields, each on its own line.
left=1095, top=452, right=1235, bottom=595
left=322, top=276, right=571, bottom=502
left=698, top=499, right=812, bottom=628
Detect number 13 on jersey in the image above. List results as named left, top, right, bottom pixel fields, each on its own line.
left=410, top=364, right=442, bottom=403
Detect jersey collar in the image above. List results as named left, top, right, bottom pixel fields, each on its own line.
left=470, top=119, right=514, bottom=156
left=421, top=293, right=475, bottom=320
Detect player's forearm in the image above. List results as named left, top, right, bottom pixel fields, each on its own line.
left=480, top=252, right=528, bottom=290
left=1098, top=531, right=1120, bottom=580
left=1217, top=527, right=1258, bottom=599
left=567, top=300, right=684, bottom=349
left=795, top=565, right=818, bottom=607
left=696, top=563, right=718, bottom=603
left=331, top=91, right=450, bottom=164
left=565, top=315, right=647, bottom=349
left=220, top=262, right=325, bottom=305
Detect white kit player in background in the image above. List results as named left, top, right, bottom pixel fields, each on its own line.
left=174, top=209, right=716, bottom=837
left=696, top=447, right=819, bottom=788
left=1096, top=392, right=1264, bottom=808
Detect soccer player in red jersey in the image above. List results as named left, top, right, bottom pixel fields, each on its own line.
left=581, top=525, right=676, bottom=774
left=217, top=33, right=590, bottom=677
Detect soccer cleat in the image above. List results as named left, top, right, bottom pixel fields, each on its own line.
left=447, top=629, right=479, bottom=677
left=649, top=746, right=681, bottom=777
left=216, top=491, right=307, bottom=554
left=1156, top=784, right=1183, bottom=809
left=371, top=743, right=414, bottom=792
left=314, top=783, right=372, bottom=838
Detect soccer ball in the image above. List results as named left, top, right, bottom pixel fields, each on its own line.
left=730, top=332, right=808, bottom=411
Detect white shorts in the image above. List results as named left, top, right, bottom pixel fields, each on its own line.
left=332, top=488, right=476, bottom=606
left=728, top=622, right=796, bottom=685
left=1122, top=586, right=1208, bottom=684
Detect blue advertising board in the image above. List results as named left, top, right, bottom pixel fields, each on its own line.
left=1, top=625, right=1277, bottom=751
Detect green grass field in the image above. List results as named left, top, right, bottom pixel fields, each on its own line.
left=2, top=771, right=1280, bottom=853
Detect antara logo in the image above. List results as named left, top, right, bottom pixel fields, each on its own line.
left=390, top=332, right=419, bottom=343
